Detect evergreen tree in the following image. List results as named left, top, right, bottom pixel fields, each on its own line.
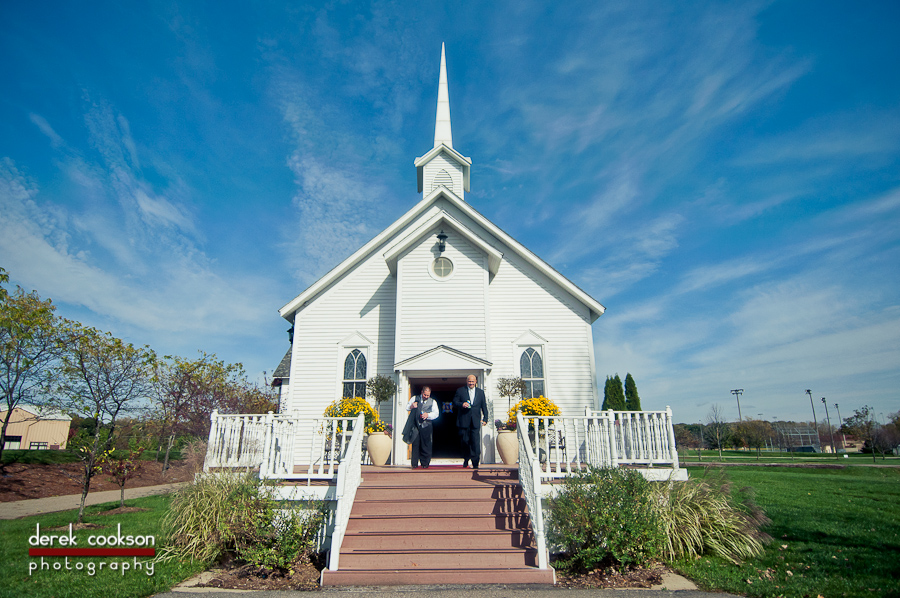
left=611, top=374, right=627, bottom=410
left=624, top=373, right=642, bottom=411
left=601, top=376, right=612, bottom=410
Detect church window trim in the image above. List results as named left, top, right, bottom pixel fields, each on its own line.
left=341, top=348, right=368, bottom=399
left=519, top=347, right=546, bottom=399
left=430, top=256, right=454, bottom=280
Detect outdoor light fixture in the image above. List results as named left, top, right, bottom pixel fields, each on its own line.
left=436, top=229, right=448, bottom=253
left=731, top=389, right=743, bottom=422
left=821, top=397, right=837, bottom=459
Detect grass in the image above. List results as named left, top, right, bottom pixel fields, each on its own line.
left=678, top=448, right=898, bottom=465
left=0, top=494, right=206, bottom=598
left=672, top=465, right=900, bottom=598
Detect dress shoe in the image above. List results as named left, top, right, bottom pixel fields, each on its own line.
left=462, top=460, right=469, bottom=468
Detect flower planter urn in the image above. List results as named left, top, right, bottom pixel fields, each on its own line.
left=366, top=432, right=392, bottom=466
left=496, top=430, right=519, bottom=465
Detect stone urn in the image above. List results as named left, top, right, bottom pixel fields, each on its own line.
left=366, top=432, right=392, bottom=466
left=495, top=430, right=519, bottom=465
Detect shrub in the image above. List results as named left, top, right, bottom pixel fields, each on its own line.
left=649, top=468, right=771, bottom=564
left=323, top=396, right=381, bottom=433
left=508, top=396, right=561, bottom=419
left=547, top=467, right=665, bottom=571
left=160, top=472, right=324, bottom=570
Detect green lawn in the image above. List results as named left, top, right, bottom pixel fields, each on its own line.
left=674, top=465, right=900, bottom=598
left=0, top=494, right=205, bottom=598
left=678, top=448, right=898, bottom=465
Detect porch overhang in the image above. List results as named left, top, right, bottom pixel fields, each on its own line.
left=394, top=345, right=492, bottom=373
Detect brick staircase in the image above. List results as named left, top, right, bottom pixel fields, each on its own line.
left=320, top=465, right=554, bottom=586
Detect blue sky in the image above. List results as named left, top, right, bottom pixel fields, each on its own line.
left=1, top=1, right=898, bottom=425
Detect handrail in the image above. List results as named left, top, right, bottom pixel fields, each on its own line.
left=516, top=412, right=548, bottom=569
left=327, top=413, right=366, bottom=571
left=583, top=407, right=679, bottom=469
left=204, top=410, right=271, bottom=471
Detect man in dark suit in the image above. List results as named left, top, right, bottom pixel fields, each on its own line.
left=453, top=374, right=489, bottom=468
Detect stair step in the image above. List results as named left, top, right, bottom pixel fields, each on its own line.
left=321, top=566, right=554, bottom=586
left=347, top=513, right=531, bottom=532
left=356, top=485, right=521, bottom=500
left=341, top=530, right=535, bottom=550
left=337, top=548, right=539, bottom=569
left=350, top=498, right=525, bottom=516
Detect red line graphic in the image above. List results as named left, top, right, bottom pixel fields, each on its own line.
left=29, top=548, right=155, bottom=557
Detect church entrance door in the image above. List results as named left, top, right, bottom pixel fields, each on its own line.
left=408, top=377, right=466, bottom=460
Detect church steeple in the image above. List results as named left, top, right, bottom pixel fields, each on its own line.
left=434, top=43, right=453, bottom=148
left=415, top=44, right=472, bottom=199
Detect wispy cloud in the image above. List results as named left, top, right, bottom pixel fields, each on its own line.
left=1, top=100, right=274, bottom=347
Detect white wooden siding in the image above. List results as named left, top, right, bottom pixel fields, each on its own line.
left=286, top=254, right=396, bottom=419
left=395, top=225, right=488, bottom=361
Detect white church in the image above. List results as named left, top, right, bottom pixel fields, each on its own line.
left=271, top=46, right=606, bottom=466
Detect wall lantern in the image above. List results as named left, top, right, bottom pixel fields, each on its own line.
left=437, top=230, right=448, bottom=253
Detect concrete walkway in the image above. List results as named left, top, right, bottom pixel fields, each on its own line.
left=153, top=586, right=738, bottom=597
left=0, top=482, right=188, bottom=519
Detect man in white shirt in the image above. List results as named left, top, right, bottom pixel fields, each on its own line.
left=406, top=386, right=438, bottom=468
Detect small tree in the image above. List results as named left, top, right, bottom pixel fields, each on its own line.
left=55, top=321, right=154, bottom=522
left=624, top=373, right=642, bottom=411
left=734, top=419, right=774, bottom=461
left=103, top=439, right=146, bottom=508
left=0, top=278, right=59, bottom=465
left=843, top=406, right=880, bottom=464
left=602, top=375, right=626, bottom=410
left=496, top=376, right=526, bottom=416
left=704, top=404, right=730, bottom=460
left=366, top=374, right=397, bottom=405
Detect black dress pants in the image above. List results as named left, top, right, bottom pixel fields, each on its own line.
left=458, top=426, right=481, bottom=466
left=411, top=423, right=433, bottom=467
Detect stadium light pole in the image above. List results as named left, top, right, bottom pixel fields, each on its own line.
left=822, top=398, right=837, bottom=459
left=834, top=403, right=845, bottom=452
left=731, top=389, right=744, bottom=422
left=806, top=389, right=821, bottom=451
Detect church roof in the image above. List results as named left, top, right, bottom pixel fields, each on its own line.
left=279, top=186, right=606, bottom=322
left=272, top=348, right=291, bottom=380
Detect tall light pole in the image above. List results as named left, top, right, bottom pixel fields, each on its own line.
left=806, top=389, right=821, bottom=451
left=731, top=389, right=744, bottom=422
left=834, top=403, right=845, bottom=452
left=822, top=398, right=837, bottom=459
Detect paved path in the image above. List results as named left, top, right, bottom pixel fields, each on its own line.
left=153, top=586, right=738, bottom=597
left=0, top=482, right=188, bottom=519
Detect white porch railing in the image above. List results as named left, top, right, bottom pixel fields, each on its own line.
left=327, top=413, right=365, bottom=571
left=585, top=407, right=679, bottom=468
left=260, top=416, right=363, bottom=481
left=204, top=411, right=271, bottom=471
left=516, top=412, right=548, bottom=570
left=204, top=411, right=365, bottom=480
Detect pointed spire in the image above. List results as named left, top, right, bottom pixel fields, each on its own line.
left=434, top=43, right=453, bottom=148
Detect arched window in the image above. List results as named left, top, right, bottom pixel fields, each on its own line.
left=342, top=349, right=367, bottom=398
left=520, top=348, right=544, bottom=398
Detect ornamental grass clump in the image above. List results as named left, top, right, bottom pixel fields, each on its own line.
left=160, top=472, right=325, bottom=571
left=547, top=467, right=665, bottom=571
left=649, top=468, right=771, bottom=564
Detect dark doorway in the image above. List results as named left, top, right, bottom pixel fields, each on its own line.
left=409, top=378, right=466, bottom=459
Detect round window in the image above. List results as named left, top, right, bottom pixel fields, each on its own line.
left=432, top=257, right=453, bottom=278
